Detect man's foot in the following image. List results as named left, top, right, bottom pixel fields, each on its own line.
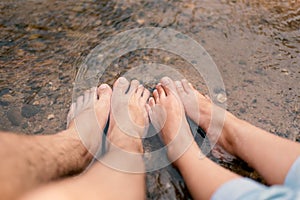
left=66, top=84, right=112, bottom=153
left=106, top=77, right=150, bottom=154
left=175, top=79, right=239, bottom=156
left=147, top=77, right=195, bottom=163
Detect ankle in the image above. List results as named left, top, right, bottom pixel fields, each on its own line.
left=173, top=142, right=201, bottom=168
left=218, top=113, right=243, bottom=156
left=107, top=127, right=144, bottom=154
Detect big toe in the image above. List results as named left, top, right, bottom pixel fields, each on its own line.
left=113, top=77, right=129, bottom=94
left=160, top=77, right=177, bottom=96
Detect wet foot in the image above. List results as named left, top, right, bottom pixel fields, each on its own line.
left=147, top=77, right=195, bottom=162
left=106, top=77, right=150, bottom=154
left=65, top=84, right=112, bottom=153
left=175, top=79, right=239, bottom=156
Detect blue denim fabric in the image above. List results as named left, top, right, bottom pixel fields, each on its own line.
left=212, top=157, right=300, bottom=200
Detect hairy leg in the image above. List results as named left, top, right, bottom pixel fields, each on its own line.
left=21, top=77, right=149, bottom=200
left=0, top=84, right=111, bottom=200
left=147, top=77, right=239, bottom=200
left=176, top=79, right=300, bottom=185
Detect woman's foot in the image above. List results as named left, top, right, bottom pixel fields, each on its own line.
left=147, top=77, right=195, bottom=163
left=106, top=77, right=150, bottom=154
left=175, top=79, right=239, bottom=157
left=65, top=84, right=112, bottom=153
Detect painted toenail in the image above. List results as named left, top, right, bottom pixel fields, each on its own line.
left=118, top=77, right=127, bottom=84
left=99, top=84, right=107, bottom=89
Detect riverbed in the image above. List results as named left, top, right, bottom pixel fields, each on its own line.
left=0, top=0, right=299, bottom=199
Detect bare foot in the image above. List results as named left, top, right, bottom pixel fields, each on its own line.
left=65, top=84, right=112, bottom=153
left=107, top=77, right=150, bottom=154
left=147, top=77, right=195, bottom=163
left=175, top=79, right=239, bottom=157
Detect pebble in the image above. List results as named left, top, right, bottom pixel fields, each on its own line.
left=137, top=18, right=145, bottom=25
left=47, top=114, right=55, bottom=120
left=281, top=68, right=289, bottom=75
left=0, top=88, right=10, bottom=97
left=33, top=126, right=44, bottom=134
left=0, top=101, right=9, bottom=106
left=21, top=104, right=40, bottom=118
left=17, top=49, right=25, bottom=56
left=1, top=94, right=14, bottom=102
left=216, top=93, right=227, bottom=103
left=33, top=100, right=40, bottom=105
left=7, top=108, right=22, bottom=126
left=239, top=60, right=247, bottom=65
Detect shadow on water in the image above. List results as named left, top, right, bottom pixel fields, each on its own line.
left=0, top=0, right=299, bottom=199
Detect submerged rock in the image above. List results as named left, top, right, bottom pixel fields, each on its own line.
left=7, top=108, right=22, bottom=126
left=21, top=104, right=40, bottom=118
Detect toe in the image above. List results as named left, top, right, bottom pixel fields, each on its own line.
left=153, top=89, right=160, bottom=103
left=145, top=104, right=152, bottom=114
left=76, top=95, right=84, bottom=111
left=156, top=84, right=166, bottom=98
left=84, top=89, right=91, bottom=103
left=97, top=84, right=112, bottom=101
left=175, top=81, right=186, bottom=96
left=141, top=88, right=150, bottom=104
left=149, top=97, right=155, bottom=107
left=181, top=79, right=193, bottom=93
left=136, top=85, right=144, bottom=97
left=113, top=77, right=129, bottom=94
left=160, top=77, right=177, bottom=96
left=128, top=79, right=140, bottom=94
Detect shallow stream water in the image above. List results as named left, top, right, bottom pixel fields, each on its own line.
left=0, top=0, right=299, bottom=199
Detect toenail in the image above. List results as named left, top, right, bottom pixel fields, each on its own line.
left=118, top=77, right=127, bottom=84
left=99, top=84, right=107, bottom=89
left=175, top=81, right=182, bottom=87
left=161, top=78, right=170, bottom=86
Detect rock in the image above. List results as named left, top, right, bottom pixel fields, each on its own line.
left=33, top=126, right=44, bottom=134
left=33, top=100, right=40, bottom=105
left=22, top=122, right=28, bottom=129
left=239, top=107, right=246, bottom=113
left=1, top=94, right=14, bottom=102
left=0, top=88, right=10, bottom=97
left=281, top=68, right=289, bottom=75
left=137, top=18, right=145, bottom=25
left=7, top=108, right=22, bottom=126
left=0, top=101, right=9, bottom=106
left=47, top=114, right=55, bottom=120
left=239, top=60, right=247, bottom=65
left=216, top=93, right=227, bottom=103
left=21, top=104, right=40, bottom=118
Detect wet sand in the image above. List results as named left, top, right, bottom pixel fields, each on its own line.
left=0, top=0, right=299, bottom=199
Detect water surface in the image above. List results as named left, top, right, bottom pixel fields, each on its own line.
left=0, top=0, right=299, bottom=199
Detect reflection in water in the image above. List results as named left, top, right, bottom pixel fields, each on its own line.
left=0, top=0, right=299, bottom=199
